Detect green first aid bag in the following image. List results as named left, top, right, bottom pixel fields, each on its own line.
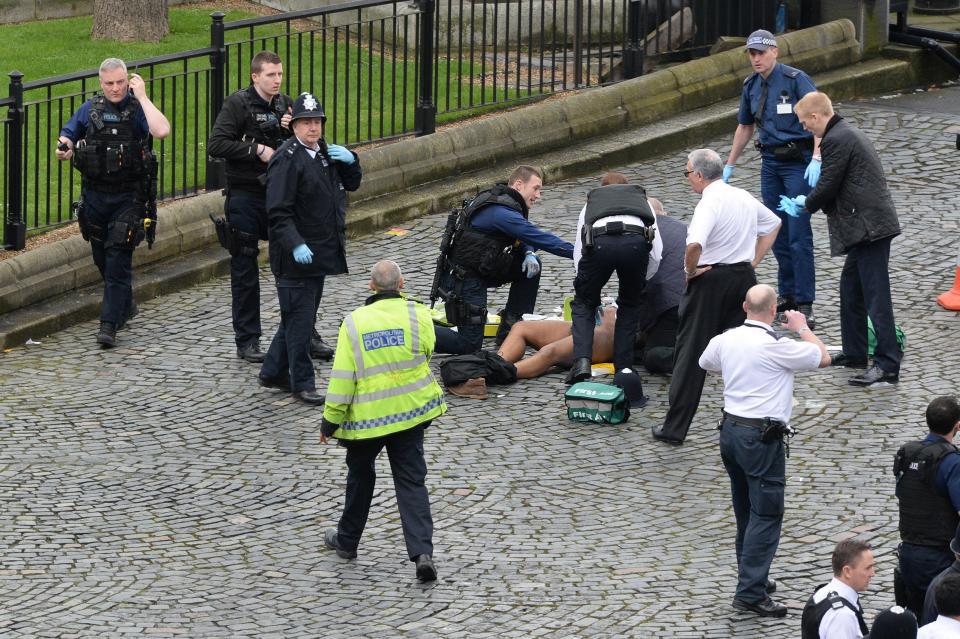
left=564, top=381, right=630, bottom=425
left=867, top=317, right=905, bottom=356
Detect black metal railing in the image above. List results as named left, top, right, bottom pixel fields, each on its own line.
left=3, top=0, right=785, bottom=250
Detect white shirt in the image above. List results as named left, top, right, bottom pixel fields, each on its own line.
left=699, top=320, right=821, bottom=424
left=686, top=180, right=780, bottom=266
left=573, top=202, right=663, bottom=276
left=919, top=616, right=960, bottom=638
left=809, top=578, right=865, bottom=639
left=294, top=135, right=321, bottom=159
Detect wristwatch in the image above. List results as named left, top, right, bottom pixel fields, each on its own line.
left=797, top=327, right=811, bottom=335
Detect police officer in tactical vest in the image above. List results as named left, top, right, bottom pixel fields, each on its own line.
left=207, top=51, right=298, bottom=363
left=434, top=166, right=573, bottom=355
left=257, top=92, right=362, bottom=405
left=56, top=58, right=170, bottom=348
left=894, top=396, right=960, bottom=617
left=567, top=183, right=661, bottom=399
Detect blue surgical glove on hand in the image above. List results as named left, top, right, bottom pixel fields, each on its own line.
left=292, top=243, right=313, bottom=264
left=804, top=158, right=821, bottom=187
left=722, top=165, right=734, bottom=183
left=777, top=194, right=807, bottom=218
left=326, top=144, right=354, bottom=164
left=521, top=253, right=541, bottom=279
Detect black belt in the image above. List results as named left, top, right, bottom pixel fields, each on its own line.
left=700, top=262, right=752, bottom=269
left=593, top=222, right=650, bottom=238
left=756, top=138, right=814, bottom=152
left=723, top=412, right=786, bottom=429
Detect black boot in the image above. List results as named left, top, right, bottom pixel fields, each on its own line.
left=797, top=302, right=816, bottom=331
left=310, top=329, right=334, bottom=361
left=117, top=301, right=139, bottom=331
left=494, top=312, right=523, bottom=347
left=565, top=357, right=592, bottom=385
left=96, top=321, right=117, bottom=348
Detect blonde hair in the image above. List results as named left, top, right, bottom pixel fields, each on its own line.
left=795, top=91, right=834, bottom=118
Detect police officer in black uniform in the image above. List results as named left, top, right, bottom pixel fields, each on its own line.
left=57, top=57, right=170, bottom=348
left=434, top=165, right=573, bottom=355
left=207, top=51, right=296, bottom=363
left=566, top=184, right=660, bottom=404
left=894, top=396, right=960, bottom=617
left=257, top=92, right=362, bottom=405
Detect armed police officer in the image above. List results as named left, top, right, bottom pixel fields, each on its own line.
left=207, top=52, right=295, bottom=363
left=433, top=165, right=574, bottom=355
left=257, top=92, right=362, bottom=405
left=894, top=396, right=960, bottom=617
left=566, top=180, right=662, bottom=410
left=724, top=30, right=821, bottom=328
left=56, top=57, right=170, bottom=348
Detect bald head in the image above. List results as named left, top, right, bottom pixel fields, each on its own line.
left=744, top=284, right=777, bottom=319
left=370, top=260, right=403, bottom=292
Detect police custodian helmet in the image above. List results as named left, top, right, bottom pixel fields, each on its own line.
left=290, top=92, right=326, bottom=123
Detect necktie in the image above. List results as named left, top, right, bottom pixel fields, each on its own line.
left=754, top=80, right=768, bottom=126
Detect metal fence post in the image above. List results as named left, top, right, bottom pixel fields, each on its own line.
left=4, top=71, right=26, bottom=251
left=207, top=11, right=226, bottom=191
left=623, top=0, right=642, bottom=80
left=414, top=0, right=436, bottom=136
left=573, top=0, right=583, bottom=86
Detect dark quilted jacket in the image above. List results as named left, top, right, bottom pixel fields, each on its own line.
left=804, top=115, right=900, bottom=256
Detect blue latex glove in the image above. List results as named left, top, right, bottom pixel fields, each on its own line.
left=804, top=158, right=821, bottom=187
left=521, top=253, right=541, bottom=279
left=777, top=194, right=807, bottom=218
left=326, top=144, right=354, bottom=164
left=722, top=165, right=734, bottom=183
left=292, top=243, right=313, bottom=264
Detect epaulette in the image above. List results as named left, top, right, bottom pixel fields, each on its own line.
left=743, top=72, right=758, bottom=85
left=780, top=64, right=802, bottom=79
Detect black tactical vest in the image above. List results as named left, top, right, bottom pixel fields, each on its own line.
left=239, top=89, right=292, bottom=149
left=584, top=184, right=655, bottom=228
left=72, top=95, right=150, bottom=191
left=449, top=184, right=529, bottom=286
left=801, top=589, right=868, bottom=639
left=895, top=439, right=960, bottom=547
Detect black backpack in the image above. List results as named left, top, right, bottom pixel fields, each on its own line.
left=440, top=351, right=518, bottom=387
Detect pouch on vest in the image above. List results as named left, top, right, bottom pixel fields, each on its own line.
left=564, top=381, right=630, bottom=425
left=105, top=206, right=145, bottom=250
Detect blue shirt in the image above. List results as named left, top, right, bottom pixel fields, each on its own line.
left=925, top=433, right=960, bottom=510
left=737, top=62, right=816, bottom=148
left=470, top=204, right=574, bottom=258
left=60, top=94, right=150, bottom=142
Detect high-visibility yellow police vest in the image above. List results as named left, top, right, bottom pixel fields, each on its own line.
left=323, top=296, right=446, bottom=440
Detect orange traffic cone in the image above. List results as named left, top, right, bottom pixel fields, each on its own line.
left=937, top=247, right=960, bottom=311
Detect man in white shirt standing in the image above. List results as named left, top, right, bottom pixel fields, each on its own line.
left=700, top=284, right=829, bottom=616
left=920, top=574, right=960, bottom=638
left=652, top=149, right=781, bottom=445
left=802, top=539, right=877, bottom=637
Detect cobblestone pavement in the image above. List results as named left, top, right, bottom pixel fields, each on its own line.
left=1, top=87, right=959, bottom=638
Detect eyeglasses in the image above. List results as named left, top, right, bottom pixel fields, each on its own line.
left=683, top=169, right=695, bottom=177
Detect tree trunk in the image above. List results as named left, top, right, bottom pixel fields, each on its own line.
left=92, top=0, right=169, bottom=43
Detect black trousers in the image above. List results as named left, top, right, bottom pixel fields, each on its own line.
left=659, top=263, right=757, bottom=442
left=572, top=234, right=650, bottom=370
left=840, top=236, right=902, bottom=374
left=227, top=191, right=268, bottom=349
left=260, top=276, right=324, bottom=392
left=337, top=423, right=434, bottom=561
left=638, top=305, right=679, bottom=374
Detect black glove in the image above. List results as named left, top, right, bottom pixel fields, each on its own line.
left=321, top=417, right=338, bottom=438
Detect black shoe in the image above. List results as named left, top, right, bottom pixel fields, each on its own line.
left=564, top=357, right=592, bottom=385
left=776, top=295, right=797, bottom=313
left=829, top=352, right=868, bottom=369
left=96, top=321, right=117, bottom=348
left=494, top=312, right=523, bottom=348
left=766, top=578, right=777, bottom=594
left=651, top=425, right=684, bottom=446
left=258, top=373, right=292, bottom=392
left=324, top=529, right=357, bottom=559
left=796, top=302, right=816, bottom=331
left=237, top=343, right=267, bottom=363
left=415, top=554, right=437, bottom=582
left=848, top=364, right=899, bottom=387
left=293, top=390, right=326, bottom=405
left=310, top=331, right=334, bottom=361
left=117, top=302, right=139, bottom=331
left=733, top=596, right=787, bottom=618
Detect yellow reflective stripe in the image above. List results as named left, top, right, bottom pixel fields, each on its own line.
left=338, top=396, right=445, bottom=432
left=330, top=368, right=356, bottom=380
left=343, top=314, right=366, bottom=376
left=349, top=374, right=436, bottom=404
left=363, top=354, right=427, bottom=376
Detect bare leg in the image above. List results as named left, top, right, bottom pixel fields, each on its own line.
left=514, top=322, right=616, bottom=379
left=497, top=320, right=573, bottom=363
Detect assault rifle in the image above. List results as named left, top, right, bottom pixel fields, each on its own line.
left=429, top=201, right=467, bottom=309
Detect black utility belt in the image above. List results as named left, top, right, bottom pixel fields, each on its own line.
left=592, top=221, right=650, bottom=238
left=723, top=412, right=785, bottom=429
left=755, top=138, right=813, bottom=152
left=699, top=262, right=751, bottom=269
left=83, top=180, right=142, bottom=194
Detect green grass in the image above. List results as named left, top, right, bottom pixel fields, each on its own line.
left=0, top=6, right=542, bottom=245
